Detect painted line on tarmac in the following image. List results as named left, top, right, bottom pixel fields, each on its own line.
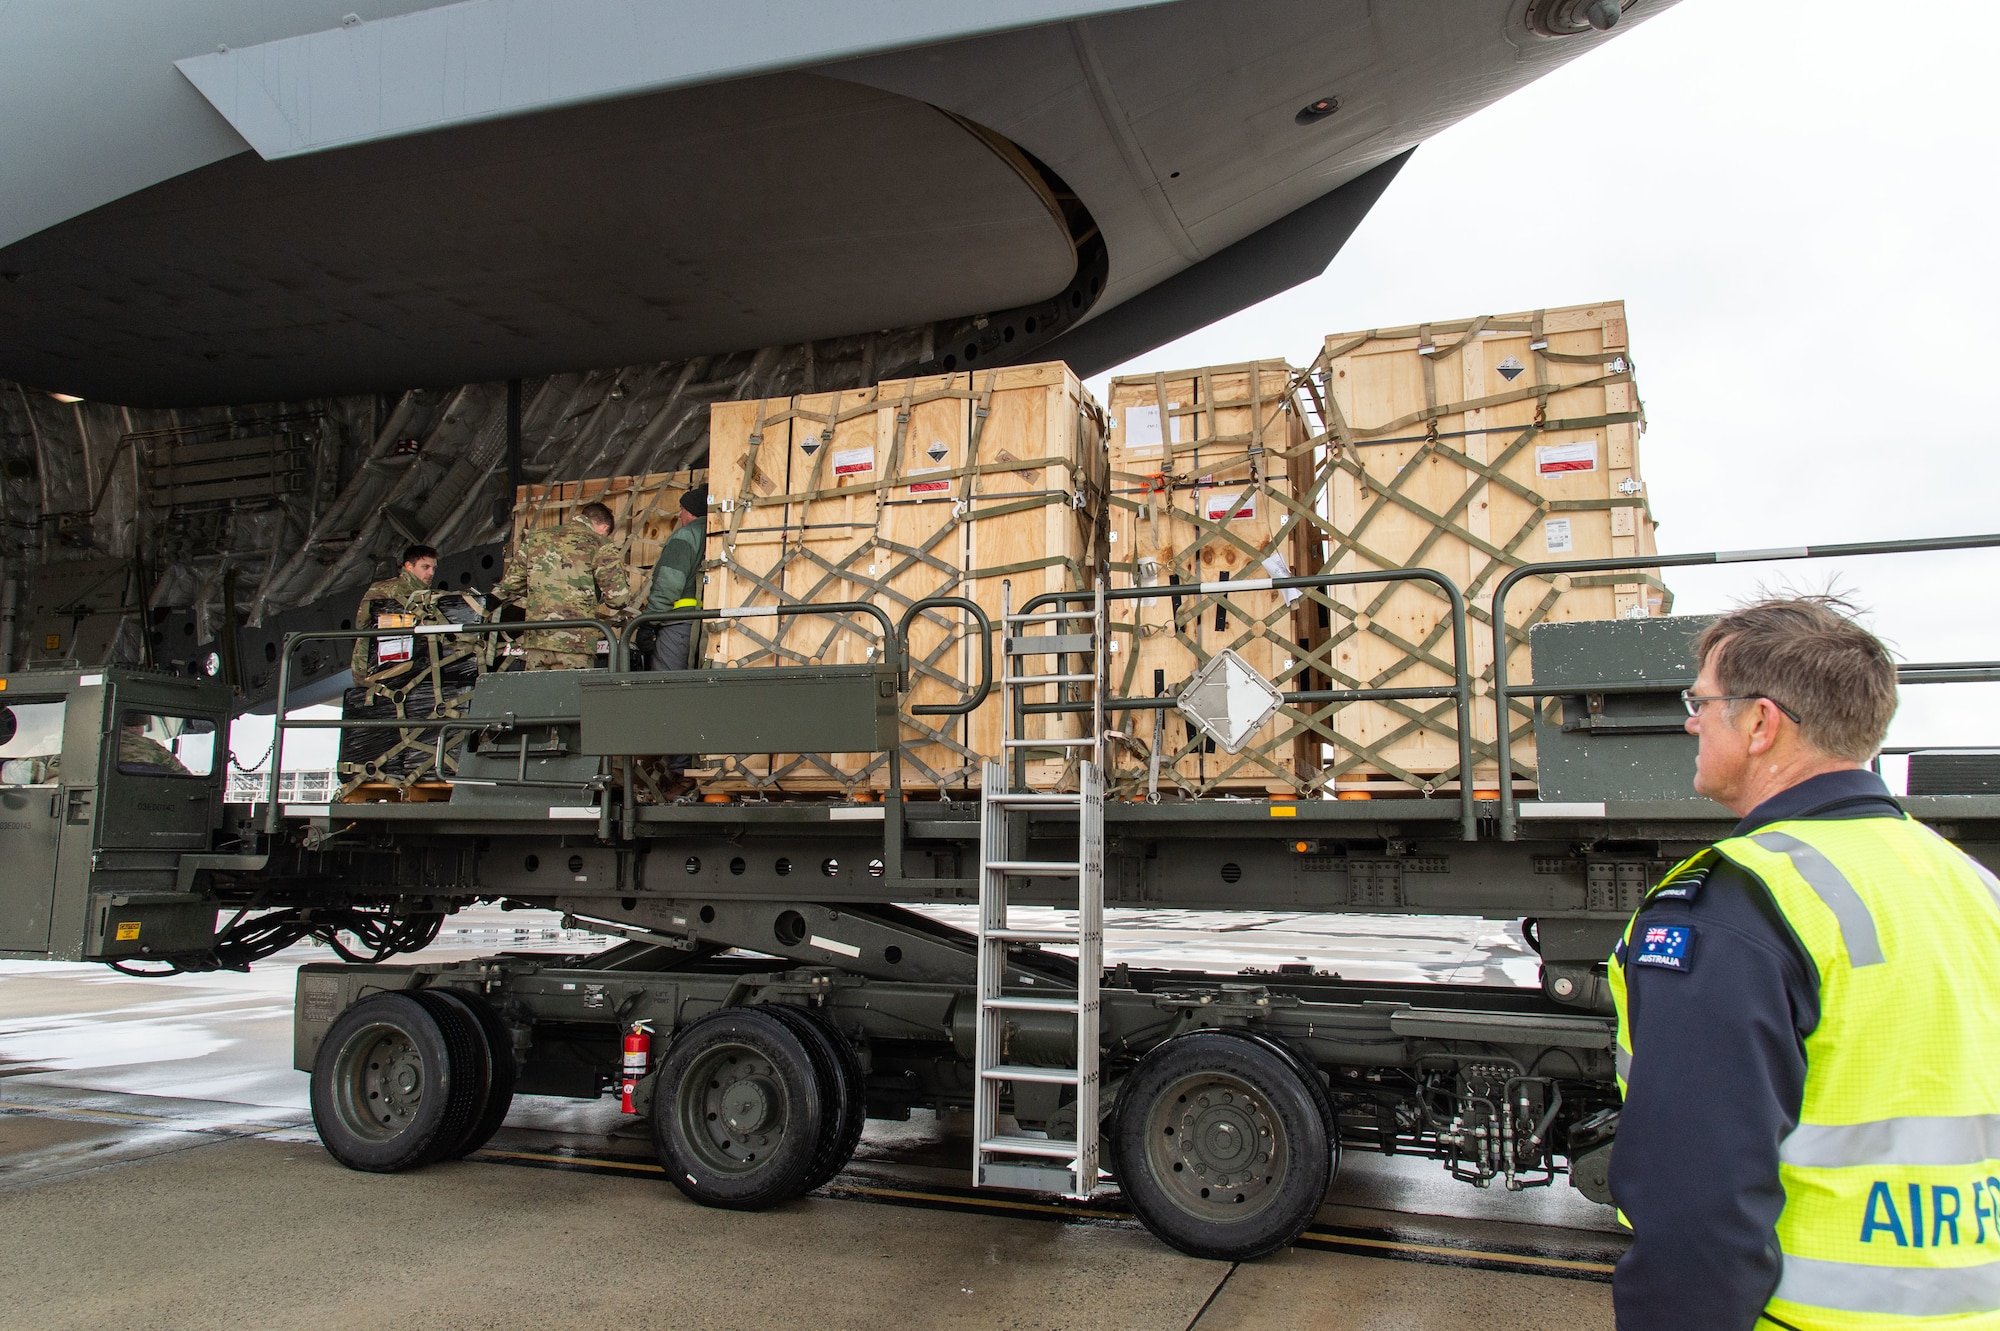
left=467, top=1145, right=1615, bottom=1281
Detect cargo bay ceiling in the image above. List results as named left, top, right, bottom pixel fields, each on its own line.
left=0, top=0, right=1669, bottom=406
left=0, top=0, right=1670, bottom=676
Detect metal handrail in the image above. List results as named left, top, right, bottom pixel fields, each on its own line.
left=1490, top=532, right=2000, bottom=839
left=265, top=617, right=618, bottom=834
left=1021, top=569, right=1479, bottom=841
left=613, top=600, right=900, bottom=672
left=897, top=596, right=994, bottom=717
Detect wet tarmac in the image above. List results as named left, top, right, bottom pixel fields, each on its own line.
left=0, top=908, right=1622, bottom=1329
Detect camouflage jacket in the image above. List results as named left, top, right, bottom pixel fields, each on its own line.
left=351, top=567, right=437, bottom=676
left=493, top=515, right=632, bottom=656
left=117, top=729, right=189, bottom=776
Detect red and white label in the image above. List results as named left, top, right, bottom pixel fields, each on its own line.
left=1204, top=490, right=1257, bottom=521
left=907, top=472, right=951, bottom=494
left=1535, top=441, right=1597, bottom=476
left=832, top=446, right=875, bottom=477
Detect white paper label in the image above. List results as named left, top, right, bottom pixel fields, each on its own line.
left=1536, top=441, right=1597, bottom=477
left=1122, top=402, right=1183, bottom=454
left=379, top=636, right=414, bottom=664
left=1204, top=489, right=1256, bottom=522
left=906, top=466, right=950, bottom=495
left=832, top=446, right=874, bottom=477
left=1260, top=553, right=1301, bottom=604
left=1544, top=517, right=1574, bottom=554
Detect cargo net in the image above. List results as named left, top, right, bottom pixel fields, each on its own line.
left=338, top=590, right=497, bottom=799
left=1102, top=323, right=1668, bottom=801
left=705, top=369, right=1105, bottom=797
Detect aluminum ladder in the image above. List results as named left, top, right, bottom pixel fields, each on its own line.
left=973, top=582, right=1105, bottom=1198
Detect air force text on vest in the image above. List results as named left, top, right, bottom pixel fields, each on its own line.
left=1859, top=1179, right=2000, bottom=1246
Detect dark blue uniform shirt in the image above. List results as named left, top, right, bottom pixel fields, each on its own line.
left=1609, top=768, right=1904, bottom=1330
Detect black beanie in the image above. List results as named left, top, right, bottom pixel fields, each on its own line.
left=680, top=484, right=709, bottom=516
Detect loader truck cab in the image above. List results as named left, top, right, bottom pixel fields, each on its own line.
left=0, top=666, right=231, bottom=964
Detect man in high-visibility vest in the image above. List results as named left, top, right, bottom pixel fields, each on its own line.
left=1609, top=596, right=2000, bottom=1329
left=644, top=484, right=708, bottom=797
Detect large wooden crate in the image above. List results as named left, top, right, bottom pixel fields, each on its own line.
left=1301, top=300, right=1665, bottom=795
left=705, top=363, right=1107, bottom=794
left=510, top=469, right=706, bottom=606
left=1103, top=362, right=1316, bottom=796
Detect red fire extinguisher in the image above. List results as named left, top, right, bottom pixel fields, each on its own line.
left=620, top=1020, right=653, bottom=1114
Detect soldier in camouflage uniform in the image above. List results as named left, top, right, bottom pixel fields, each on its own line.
left=117, top=721, right=190, bottom=776
left=492, top=502, right=631, bottom=669
left=351, top=544, right=441, bottom=680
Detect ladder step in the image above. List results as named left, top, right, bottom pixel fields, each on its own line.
left=985, top=860, right=1081, bottom=875
left=1005, top=634, right=1094, bottom=655
left=1002, top=737, right=1097, bottom=748
left=1004, top=673, right=1096, bottom=685
left=1003, top=611, right=1094, bottom=624
left=979, top=1135, right=1083, bottom=1160
left=982, top=995, right=1081, bottom=1013
left=984, top=793, right=1083, bottom=807
left=986, top=929, right=1079, bottom=943
left=980, top=1065, right=1083, bottom=1084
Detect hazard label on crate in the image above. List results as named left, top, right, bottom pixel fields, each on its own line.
left=1535, top=441, right=1597, bottom=477
left=1496, top=355, right=1525, bottom=382
left=833, top=446, right=875, bottom=477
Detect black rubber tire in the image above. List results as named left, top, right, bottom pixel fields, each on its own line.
left=1221, top=1029, right=1341, bottom=1182
left=310, top=991, right=481, bottom=1172
left=763, top=1004, right=866, bottom=1194
left=404, top=989, right=490, bottom=1165
left=1111, top=1030, right=1332, bottom=1261
left=425, top=988, right=517, bottom=1159
left=650, top=1007, right=824, bottom=1210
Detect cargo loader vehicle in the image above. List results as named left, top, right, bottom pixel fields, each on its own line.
left=2, top=535, right=1996, bottom=1261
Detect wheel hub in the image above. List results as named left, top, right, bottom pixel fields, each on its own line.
left=1146, top=1074, right=1288, bottom=1218
left=721, top=1079, right=775, bottom=1135
left=332, top=1022, right=427, bottom=1143
left=680, top=1044, right=790, bottom=1175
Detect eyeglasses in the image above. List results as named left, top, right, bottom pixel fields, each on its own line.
left=1680, top=689, right=1801, bottom=723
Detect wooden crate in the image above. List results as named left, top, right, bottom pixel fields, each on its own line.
left=1301, top=300, right=1665, bottom=794
left=1102, top=362, right=1317, bottom=796
left=706, top=363, right=1107, bottom=794
left=510, top=469, right=706, bottom=606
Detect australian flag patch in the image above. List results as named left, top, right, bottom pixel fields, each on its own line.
left=1633, top=923, right=1695, bottom=972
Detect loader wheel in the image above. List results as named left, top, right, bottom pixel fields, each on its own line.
left=763, top=1004, right=866, bottom=1193
left=651, top=1007, right=824, bottom=1210
left=311, top=991, right=483, bottom=1172
left=1111, top=1031, right=1331, bottom=1261
left=424, top=988, right=518, bottom=1160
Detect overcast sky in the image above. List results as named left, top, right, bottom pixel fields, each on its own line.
left=1091, top=0, right=2000, bottom=761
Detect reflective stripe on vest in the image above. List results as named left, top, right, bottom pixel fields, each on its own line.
left=1611, top=815, right=2000, bottom=1328
left=672, top=597, right=698, bottom=609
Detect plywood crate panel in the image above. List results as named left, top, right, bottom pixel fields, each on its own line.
left=706, top=363, right=1106, bottom=795
left=1304, top=300, right=1665, bottom=794
left=1103, top=362, right=1317, bottom=796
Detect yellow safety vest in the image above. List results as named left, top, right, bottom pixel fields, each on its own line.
left=1610, top=815, right=2000, bottom=1329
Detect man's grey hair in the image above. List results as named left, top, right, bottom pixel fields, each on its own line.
left=1692, top=595, right=1897, bottom=761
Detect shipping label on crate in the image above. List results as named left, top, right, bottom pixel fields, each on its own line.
left=377, top=613, right=415, bottom=665
left=1544, top=517, right=1574, bottom=554
left=832, top=446, right=875, bottom=477
left=1535, top=441, right=1597, bottom=477
left=1203, top=488, right=1257, bottom=521
left=1121, top=402, right=1184, bottom=455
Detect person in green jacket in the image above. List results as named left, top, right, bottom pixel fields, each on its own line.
left=645, top=484, right=708, bottom=790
